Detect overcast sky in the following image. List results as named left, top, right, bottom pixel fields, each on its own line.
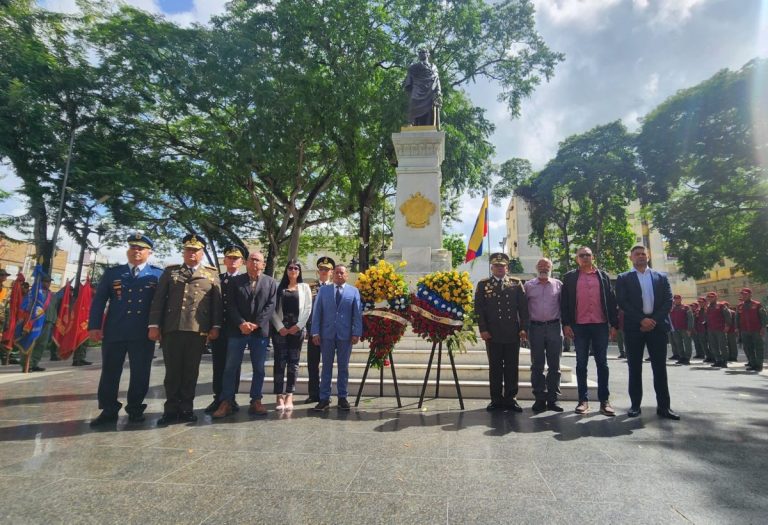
left=3, top=0, right=767, bottom=264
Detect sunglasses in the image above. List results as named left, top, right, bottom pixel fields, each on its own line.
left=287, top=266, right=300, bottom=271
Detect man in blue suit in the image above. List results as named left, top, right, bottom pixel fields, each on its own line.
left=88, top=234, right=164, bottom=426
left=311, top=264, right=362, bottom=411
left=615, top=244, right=680, bottom=420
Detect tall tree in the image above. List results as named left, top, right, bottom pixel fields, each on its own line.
left=637, top=59, right=768, bottom=281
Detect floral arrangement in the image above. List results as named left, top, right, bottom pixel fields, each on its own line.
left=355, top=260, right=410, bottom=368
left=410, top=270, right=476, bottom=349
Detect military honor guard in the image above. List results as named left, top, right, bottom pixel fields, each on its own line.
left=669, top=294, right=694, bottom=365
left=616, top=244, right=679, bottom=420
left=736, top=288, right=767, bottom=372
left=304, top=256, right=334, bottom=403
left=148, top=234, right=223, bottom=425
left=704, top=291, right=732, bottom=368
left=87, top=234, right=163, bottom=425
left=694, top=297, right=710, bottom=360
left=204, top=244, right=246, bottom=414
left=474, top=253, right=529, bottom=412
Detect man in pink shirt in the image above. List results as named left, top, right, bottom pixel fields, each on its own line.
left=524, top=258, right=564, bottom=413
left=560, top=246, right=618, bottom=416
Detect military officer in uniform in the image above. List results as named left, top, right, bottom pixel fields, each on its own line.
left=736, top=288, right=767, bottom=372
left=88, top=234, right=164, bottom=426
left=204, top=244, right=246, bottom=414
left=474, top=253, right=529, bottom=412
left=669, top=294, right=694, bottom=365
left=148, top=234, right=223, bottom=425
left=304, top=256, right=334, bottom=403
left=705, top=291, right=732, bottom=368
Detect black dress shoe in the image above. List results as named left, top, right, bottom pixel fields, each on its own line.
left=710, top=362, right=722, bottom=368
left=232, top=400, right=240, bottom=413
left=627, top=407, right=642, bottom=418
left=678, top=359, right=690, bottom=365
left=156, top=413, right=178, bottom=426
left=304, top=396, right=320, bottom=404
left=618, top=353, right=626, bottom=359
left=204, top=399, right=221, bottom=414
left=337, top=398, right=351, bottom=411
left=127, top=412, right=145, bottom=423
left=745, top=365, right=755, bottom=371
left=656, top=408, right=680, bottom=420
left=49, top=355, right=61, bottom=361
left=313, top=400, right=331, bottom=411
left=8, top=358, right=19, bottom=365
left=90, top=412, right=119, bottom=427
left=72, top=361, right=85, bottom=366
left=547, top=401, right=564, bottom=412
left=179, top=411, right=198, bottom=423
left=30, top=366, right=45, bottom=372
left=486, top=402, right=503, bottom=411
left=506, top=401, right=523, bottom=413
left=531, top=400, right=547, bottom=414
left=669, top=356, right=679, bottom=361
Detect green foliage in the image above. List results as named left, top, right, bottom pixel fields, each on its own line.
left=442, top=233, right=467, bottom=268
left=508, top=256, right=524, bottom=274
left=637, top=59, right=768, bottom=281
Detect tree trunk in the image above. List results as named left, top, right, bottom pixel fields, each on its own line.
left=288, top=224, right=301, bottom=261
left=29, top=194, right=50, bottom=273
left=358, top=193, right=374, bottom=271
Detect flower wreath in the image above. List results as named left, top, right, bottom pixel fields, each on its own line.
left=410, top=270, right=474, bottom=344
left=355, top=260, right=410, bottom=368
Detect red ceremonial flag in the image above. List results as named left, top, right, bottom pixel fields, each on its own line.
left=1, top=273, right=25, bottom=351
left=52, top=280, right=73, bottom=356
left=55, top=280, right=92, bottom=360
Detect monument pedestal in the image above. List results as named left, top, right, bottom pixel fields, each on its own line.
left=385, top=127, right=451, bottom=274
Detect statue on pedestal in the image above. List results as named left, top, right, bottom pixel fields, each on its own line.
left=403, top=47, right=442, bottom=127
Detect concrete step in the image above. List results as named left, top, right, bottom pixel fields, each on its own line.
left=242, top=376, right=593, bottom=402
left=352, top=346, right=533, bottom=365
left=262, top=361, right=574, bottom=383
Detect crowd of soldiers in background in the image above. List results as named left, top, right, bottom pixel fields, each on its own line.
left=0, top=269, right=91, bottom=371
left=559, top=288, right=766, bottom=372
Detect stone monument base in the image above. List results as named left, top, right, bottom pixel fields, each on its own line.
left=385, top=247, right=451, bottom=275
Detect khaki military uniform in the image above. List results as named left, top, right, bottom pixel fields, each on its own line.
left=474, top=276, right=529, bottom=406
left=149, top=264, right=223, bottom=415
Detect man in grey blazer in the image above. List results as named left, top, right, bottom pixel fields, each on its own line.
left=615, top=244, right=679, bottom=420
left=311, top=264, right=363, bottom=411
left=213, top=251, right=277, bottom=418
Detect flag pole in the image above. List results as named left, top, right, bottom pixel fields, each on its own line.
left=485, top=192, right=491, bottom=277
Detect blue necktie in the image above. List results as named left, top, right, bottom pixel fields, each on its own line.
left=335, top=286, right=342, bottom=307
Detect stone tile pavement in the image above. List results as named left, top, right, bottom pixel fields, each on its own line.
left=0, top=347, right=765, bottom=524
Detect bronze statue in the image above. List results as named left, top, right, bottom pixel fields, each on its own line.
left=404, top=47, right=442, bottom=126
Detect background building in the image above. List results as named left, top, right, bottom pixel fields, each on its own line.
left=0, top=233, right=69, bottom=290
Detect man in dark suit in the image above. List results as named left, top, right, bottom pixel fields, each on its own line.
left=560, top=246, right=618, bottom=416
left=213, top=250, right=277, bottom=418
left=88, top=234, right=164, bottom=426
left=204, top=244, right=246, bottom=414
left=304, top=256, right=335, bottom=404
left=474, top=253, right=529, bottom=412
left=310, top=264, right=362, bottom=411
left=615, top=244, right=679, bottom=420
left=148, top=234, right=223, bottom=426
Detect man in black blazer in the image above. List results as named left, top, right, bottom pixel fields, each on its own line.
left=213, top=251, right=277, bottom=418
left=560, top=246, right=618, bottom=416
left=615, top=244, right=679, bottom=420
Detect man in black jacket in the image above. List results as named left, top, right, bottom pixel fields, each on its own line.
left=213, top=251, right=277, bottom=418
left=616, top=245, right=679, bottom=420
left=560, top=246, right=618, bottom=416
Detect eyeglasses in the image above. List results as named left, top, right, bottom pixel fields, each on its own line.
left=577, top=253, right=593, bottom=258
left=287, top=266, right=300, bottom=271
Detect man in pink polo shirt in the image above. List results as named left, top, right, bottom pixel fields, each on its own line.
left=560, top=246, right=618, bottom=415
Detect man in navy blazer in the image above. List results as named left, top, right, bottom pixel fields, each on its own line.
left=615, top=244, right=679, bottom=420
left=88, top=234, right=164, bottom=426
left=310, top=264, right=362, bottom=411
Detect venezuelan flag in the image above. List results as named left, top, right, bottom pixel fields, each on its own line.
left=464, top=196, right=488, bottom=262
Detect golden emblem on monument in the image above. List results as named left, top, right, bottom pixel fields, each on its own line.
left=399, top=192, right=436, bottom=228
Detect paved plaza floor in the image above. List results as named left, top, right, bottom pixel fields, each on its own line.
left=0, top=347, right=765, bottom=524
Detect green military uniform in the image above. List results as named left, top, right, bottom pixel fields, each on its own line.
left=725, top=306, right=738, bottom=361
left=705, top=295, right=732, bottom=367
left=474, top=253, right=530, bottom=409
left=148, top=235, right=223, bottom=418
left=736, top=290, right=767, bottom=372
left=669, top=300, right=694, bottom=363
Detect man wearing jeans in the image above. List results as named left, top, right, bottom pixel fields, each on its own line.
left=560, top=246, right=618, bottom=416
left=524, top=258, right=563, bottom=413
left=213, top=251, right=277, bottom=418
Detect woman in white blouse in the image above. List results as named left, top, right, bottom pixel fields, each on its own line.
left=271, top=260, right=312, bottom=409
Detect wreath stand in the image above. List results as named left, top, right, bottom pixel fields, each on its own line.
left=417, top=340, right=464, bottom=410
left=354, top=350, right=402, bottom=408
